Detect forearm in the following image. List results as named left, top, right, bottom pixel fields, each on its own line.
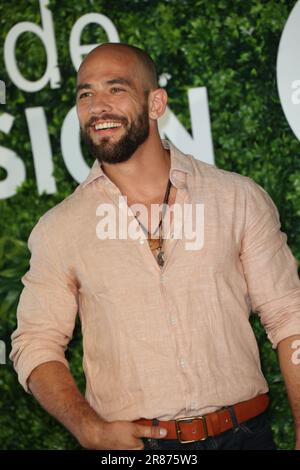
left=28, top=361, right=105, bottom=446
left=277, top=334, right=300, bottom=442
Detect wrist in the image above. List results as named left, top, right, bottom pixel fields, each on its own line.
left=77, top=409, right=107, bottom=449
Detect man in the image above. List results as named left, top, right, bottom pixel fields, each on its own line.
left=11, top=43, right=300, bottom=450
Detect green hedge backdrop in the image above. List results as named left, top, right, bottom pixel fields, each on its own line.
left=0, top=0, right=300, bottom=450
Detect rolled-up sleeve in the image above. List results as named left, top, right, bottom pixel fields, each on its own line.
left=10, top=217, right=78, bottom=392
left=240, top=178, right=300, bottom=349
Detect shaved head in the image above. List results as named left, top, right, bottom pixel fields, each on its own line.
left=76, top=42, right=167, bottom=166
left=79, top=43, right=158, bottom=91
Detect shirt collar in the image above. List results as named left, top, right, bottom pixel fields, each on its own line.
left=81, top=139, right=193, bottom=189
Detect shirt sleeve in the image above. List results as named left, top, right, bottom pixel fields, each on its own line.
left=10, top=217, right=79, bottom=392
left=240, top=178, right=300, bottom=349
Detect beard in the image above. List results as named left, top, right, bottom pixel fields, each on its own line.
left=80, top=102, right=150, bottom=165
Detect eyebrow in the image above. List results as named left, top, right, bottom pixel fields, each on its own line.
left=76, top=83, right=93, bottom=94
left=76, top=77, right=134, bottom=94
left=106, top=78, right=134, bottom=88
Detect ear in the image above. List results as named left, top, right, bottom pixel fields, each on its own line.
left=148, top=88, right=168, bottom=120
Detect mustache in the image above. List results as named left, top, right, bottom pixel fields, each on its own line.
left=86, top=114, right=128, bottom=128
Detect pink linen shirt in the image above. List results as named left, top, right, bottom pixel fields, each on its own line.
left=10, top=140, right=300, bottom=422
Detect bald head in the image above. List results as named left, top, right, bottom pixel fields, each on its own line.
left=78, top=43, right=158, bottom=92
left=76, top=42, right=168, bottom=166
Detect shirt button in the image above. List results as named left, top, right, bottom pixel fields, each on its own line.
left=161, top=275, right=167, bottom=283
left=139, top=239, right=145, bottom=245
left=191, top=401, right=197, bottom=409
left=171, top=318, right=176, bottom=326
left=180, top=358, right=186, bottom=368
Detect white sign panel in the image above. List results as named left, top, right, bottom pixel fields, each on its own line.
left=277, top=0, right=300, bottom=142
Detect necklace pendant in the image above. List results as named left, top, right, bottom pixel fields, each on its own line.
left=157, top=250, right=165, bottom=267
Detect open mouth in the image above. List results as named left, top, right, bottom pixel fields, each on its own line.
left=92, top=121, right=123, bottom=135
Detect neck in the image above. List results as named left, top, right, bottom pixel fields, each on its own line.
left=100, top=133, right=171, bottom=198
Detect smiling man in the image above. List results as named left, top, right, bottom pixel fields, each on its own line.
left=11, top=43, right=300, bottom=450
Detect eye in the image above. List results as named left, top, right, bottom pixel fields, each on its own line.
left=111, top=87, right=125, bottom=94
left=79, top=92, right=92, bottom=99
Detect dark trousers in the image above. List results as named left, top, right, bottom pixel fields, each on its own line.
left=142, top=411, right=277, bottom=450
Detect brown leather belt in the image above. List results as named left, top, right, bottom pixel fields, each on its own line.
left=134, top=394, right=269, bottom=444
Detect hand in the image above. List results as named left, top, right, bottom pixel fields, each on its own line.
left=79, top=419, right=168, bottom=450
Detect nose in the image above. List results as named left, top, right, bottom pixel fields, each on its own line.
left=88, top=91, right=113, bottom=116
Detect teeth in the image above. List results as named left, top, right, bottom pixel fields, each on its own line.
left=95, top=122, right=122, bottom=130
